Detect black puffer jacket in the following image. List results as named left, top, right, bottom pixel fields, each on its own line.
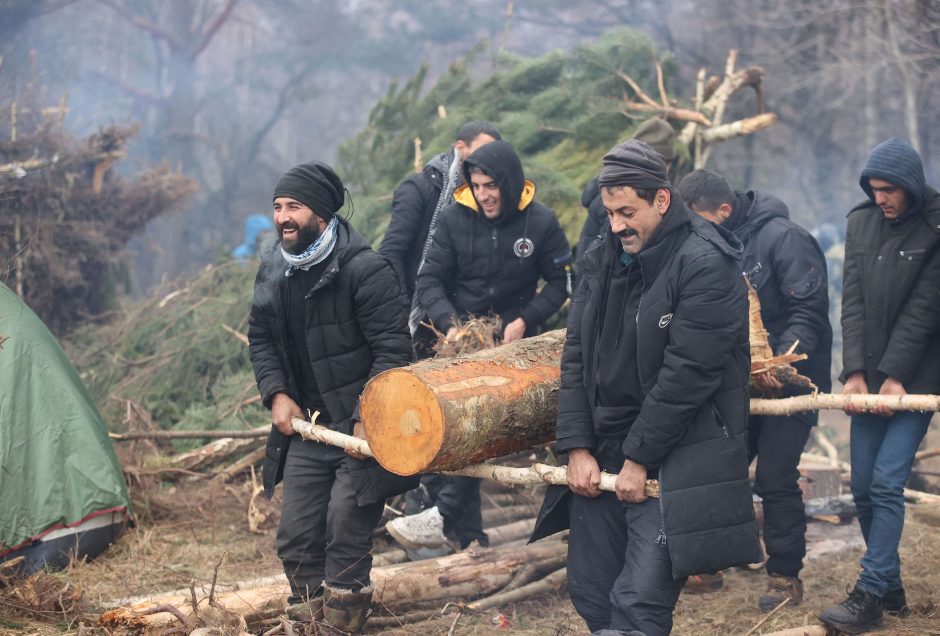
left=575, top=176, right=606, bottom=272
left=415, top=141, right=570, bottom=333
left=730, top=190, right=832, bottom=393
left=379, top=151, right=450, bottom=301
left=248, top=219, right=415, bottom=498
left=841, top=186, right=940, bottom=393
left=534, top=199, right=763, bottom=579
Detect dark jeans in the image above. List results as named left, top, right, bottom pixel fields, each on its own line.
left=277, top=438, right=384, bottom=602
left=422, top=474, right=488, bottom=548
left=851, top=411, right=931, bottom=596
left=747, top=413, right=814, bottom=577
left=569, top=492, right=686, bottom=636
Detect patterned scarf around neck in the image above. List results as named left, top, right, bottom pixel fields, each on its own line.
left=281, top=216, right=339, bottom=277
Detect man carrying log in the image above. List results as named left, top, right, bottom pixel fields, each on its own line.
left=576, top=117, right=678, bottom=274
left=380, top=120, right=501, bottom=359
left=819, top=138, right=940, bottom=634
left=532, top=140, right=762, bottom=635
left=678, top=169, right=832, bottom=610
left=248, top=161, right=415, bottom=634
left=386, top=140, right=571, bottom=552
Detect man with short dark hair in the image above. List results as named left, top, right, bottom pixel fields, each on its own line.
left=386, top=140, right=571, bottom=552
left=678, top=168, right=832, bottom=611
left=532, top=140, right=762, bottom=635
left=248, top=161, right=415, bottom=634
left=819, top=138, right=940, bottom=634
left=380, top=121, right=501, bottom=357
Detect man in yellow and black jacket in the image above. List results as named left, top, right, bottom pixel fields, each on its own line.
left=386, top=140, right=570, bottom=551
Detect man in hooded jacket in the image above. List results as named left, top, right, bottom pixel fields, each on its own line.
left=385, top=140, right=571, bottom=552
left=819, top=138, right=940, bottom=634
left=380, top=121, right=501, bottom=357
left=531, top=140, right=762, bottom=635
left=248, top=161, right=416, bottom=634
left=678, top=169, right=832, bottom=610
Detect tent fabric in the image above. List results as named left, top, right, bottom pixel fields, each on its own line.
left=0, top=283, right=130, bottom=555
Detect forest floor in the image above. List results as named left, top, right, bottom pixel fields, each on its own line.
left=3, top=421, right=940, bottom=636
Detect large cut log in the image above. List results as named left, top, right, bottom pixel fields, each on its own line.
left=98, top=535, right=568, bottom=632
left=359, top=330, right=565, bottom=475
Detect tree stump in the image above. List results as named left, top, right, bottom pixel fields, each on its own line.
left=359, top=330, right=565, bottom=475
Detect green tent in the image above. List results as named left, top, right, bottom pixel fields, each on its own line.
left=0, top=282, right=130, bottom=573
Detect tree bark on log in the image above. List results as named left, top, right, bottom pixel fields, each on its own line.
left=358, top=330, right=565, bottom=474
left=98, top=535, right=568, bottom=632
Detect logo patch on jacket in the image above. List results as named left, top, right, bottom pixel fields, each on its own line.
left=513, top=237, right=534, bottom=258
left=658, top=313, right=673, bottom=328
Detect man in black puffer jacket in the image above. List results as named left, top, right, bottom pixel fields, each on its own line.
left=678, top=169, right=832, bottom=611
left=248, top=161, right=416, bottom=634
left=531, top=140, right=762, bottom=636
left=386, top=140, right=571, bottom=553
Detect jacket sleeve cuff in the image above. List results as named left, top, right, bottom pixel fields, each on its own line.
left=519, top=306, right=541, bottom=330
left=555, top=434, right=596, bottom=454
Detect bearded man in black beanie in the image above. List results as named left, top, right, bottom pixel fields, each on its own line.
left=248, top=161, right=415, bottom=634
left=530, top=140, right=762, bottom=635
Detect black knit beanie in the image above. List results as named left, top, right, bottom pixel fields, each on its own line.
left=599, top=139, right=670, bottom=190
left=273, top=161, right=345, bottom=220
left=860, top=138, right=926, bottom=215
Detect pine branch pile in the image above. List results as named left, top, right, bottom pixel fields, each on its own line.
left=0, top=88, right=197, bottom=335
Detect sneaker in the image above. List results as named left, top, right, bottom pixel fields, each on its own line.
left=819, top=585, right=883, bottom=634
left=883, top=587, right=909, bottom=616
left=385, top=506, right=447, bottom=549
left=758, top=575, right=804, bottom=611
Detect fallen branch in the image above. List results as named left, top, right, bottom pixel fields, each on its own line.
left=701, top=112, right=776, bottom=143
left=915, top=447, right=940, bottom=463
left=111, top=429, right=269, bottom=441
left=759, top=625, right=826, bottom=636
left=292, top=419, right=660, bottom=498
left=744, top=597, right=789, bottom=636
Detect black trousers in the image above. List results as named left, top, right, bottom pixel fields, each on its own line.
left=748, top=412, right=814, bottom=577
left=276, top=438, right=384, bottom=602
left=568, top=492, right=686, bottom=636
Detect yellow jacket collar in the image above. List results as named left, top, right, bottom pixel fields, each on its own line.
left=453, top=180, right=536, bottom=213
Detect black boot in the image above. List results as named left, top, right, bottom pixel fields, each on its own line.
left=819, top=585, right=883, bottom=634
left=883, top=587, right=909, bottom=616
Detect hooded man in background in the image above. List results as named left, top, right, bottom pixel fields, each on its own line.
left=386, top=140, right=571, bottom=553
left=380, top=121, right=501, bottom=358
left=679, top=168, right=832, bottom=611
left=248, top=161, right=415, bottom=634
left=532, top=140, right=762, bottom=635
left=820, top=138, right=940, bottom=634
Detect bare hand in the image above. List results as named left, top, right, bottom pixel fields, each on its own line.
left=346, top=420, right=370, bottom=460
left=874, top=377, right=906, bottom=417
left=615, top=459, right=648, bottom=503
left=271, top=392, right=303, bottom=436
left=566, top=449, right=601, bottom=498
left=841, top=372, right=869, bottom=415
left=753, top=371, right=784, bottom=392
left=502, top=317, right=527, bottom=343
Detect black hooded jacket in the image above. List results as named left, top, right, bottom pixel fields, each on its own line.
left=415, top=141, right=570, bottom=333
left=728, top=190, right=832, bottom=393
left=248, top=219, right=417, bottom=500
left=379, top=151, right=450, bottom=301
left=533, top=197, right=763, bottom=578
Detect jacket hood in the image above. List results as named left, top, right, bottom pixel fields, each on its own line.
left=581, top=176, right=601, bottom=208
left=462, top=140, right=528, bottom=215
left=860, top=137, right=926, bottom=216
left=424, top=149, right=452, bottom=176
left=453, top=180, right=535, bottom=213
left=730, top=189, right=789, bottom=237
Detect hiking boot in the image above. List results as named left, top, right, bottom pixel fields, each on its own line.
left=683, top=571, right=724, bottom=594
left=758, top=575, right=804, bottom=611
left=819, top=585, right=883, bottom=634
left=285, top=597, right=324, bottom=635
left=319, top=584, right=373, bottom=635
left=385, top=506, right=447, bottom=549
left=883, top=587, right=909, bottom=616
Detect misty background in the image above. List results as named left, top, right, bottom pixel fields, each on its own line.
left=2, top=0, right=938, bottom=295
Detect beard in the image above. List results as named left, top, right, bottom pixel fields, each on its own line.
left=279, top=220, right=322, bottom=255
